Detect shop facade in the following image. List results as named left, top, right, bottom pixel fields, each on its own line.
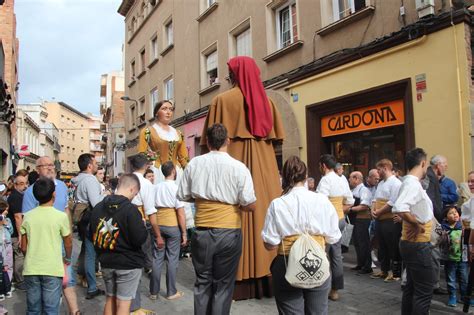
left=284, top=19, right=472, bottom=183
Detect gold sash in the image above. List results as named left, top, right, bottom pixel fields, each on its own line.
left=401, top=220, right=432, bottom=243
left=328, top=196, right=344, bottom=220
left=462, top=220, right=471, bottom=230
left=278, top=235, right=325, bottom=255
left=375, top=199, right=393, bottom=220
left=157, top=207, right=178, bottom=227
left=195, top=199, right=241, bottom=229
left=356, top=207, right=371, bottom=219
left=137, top=206, right=148, bottom=221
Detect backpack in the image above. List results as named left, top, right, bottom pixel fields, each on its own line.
left=281, top=198, right=330, bottom=289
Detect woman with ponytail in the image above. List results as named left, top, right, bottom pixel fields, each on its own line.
left=261, top=156, right=341, bottom=315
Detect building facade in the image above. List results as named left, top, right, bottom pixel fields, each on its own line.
left=88, top=113, right=107, bottom=166
left=15, top=106, right=40, bottom=171
left=118, top=0, right=474, bottom=183
left=100, top=71, right=126, bottom=177
left=0, top=0, right=19, bottom=178
left=44, top=101, right=90, bottom=178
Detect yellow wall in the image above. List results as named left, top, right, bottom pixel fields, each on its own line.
left=288, top=23, right=471, bottom=183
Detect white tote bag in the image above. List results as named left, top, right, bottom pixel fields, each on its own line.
left=283, top=232, right=331, bottom=289
left=340, top=216, right=354, bottom=248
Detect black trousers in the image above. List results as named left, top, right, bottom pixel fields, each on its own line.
left=377, top=220, right=402, bottom=276
left=399, top=241, right=434, bottom=315
left=191, top=228, right=242, bottom=315
left=271, top=255, right=331, bottom=315
left=353, top=218, right=372, bottom=271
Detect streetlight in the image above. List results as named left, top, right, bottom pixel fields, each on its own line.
left=120, top=96, right=138, bottom=105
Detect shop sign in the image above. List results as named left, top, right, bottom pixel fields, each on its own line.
left=321, top=100, right=405, bottom=137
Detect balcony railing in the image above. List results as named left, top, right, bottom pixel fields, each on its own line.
left=90, top=144, right=104, bottom=152
left=89, top=133, right=102, bottom=141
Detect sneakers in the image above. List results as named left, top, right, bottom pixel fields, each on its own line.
left=328, top=289, right=339, bottom=301
left=0, top=295, right=5, bottom=301
left=14, top=281, right=27, bottom=291
left=149, top=294, right=158, bottom=300
left=85, top=289, right=105, bottom=300
left=370, top=271, right=387, bottom=279
left=447, top=295, right=457, bottom=307
left=5, top=291, right=12, bottom=299
left=384, top=273, right=401, bottom=283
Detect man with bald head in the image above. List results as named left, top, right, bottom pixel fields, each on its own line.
left=349, top=171, right=373, bottom=274
left=22, top=156, right=80, bottom=314
left=366, top=169, right=380, bottom=195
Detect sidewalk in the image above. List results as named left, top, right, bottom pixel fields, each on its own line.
left=1, top=245, right=471, bottom=314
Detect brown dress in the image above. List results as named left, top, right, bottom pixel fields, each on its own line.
left=201, top=87, right=285, bottom=299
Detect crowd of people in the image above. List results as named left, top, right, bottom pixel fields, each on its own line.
left=0, top=56, right=473, bottom=315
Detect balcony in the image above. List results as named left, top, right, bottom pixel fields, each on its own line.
left=53, top=142, right=61, bottom=153
left=89, top=133, right=102, bottom=141
left=90, top=144, right=104, bottom=152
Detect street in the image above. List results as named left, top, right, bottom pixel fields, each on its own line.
left=0, top=242, right=468, bottom=315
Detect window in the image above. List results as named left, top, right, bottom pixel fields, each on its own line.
left=164, top=77, right=174, bottom=100
left=236, top=28, right=252, bottom=56
left=130, top=105, right=137, bottom=129
left=140, top=48, right=146, bottom=72
left=150, top=87, right=159, bottom=115
left=276, top=2, right=297, bottom=49
left=130, top=59, right=136, bottom=80
left=332, top=0, right=367, bottom=22
left=150, top=35, right=158, bottom=61
left=165, top=21, right=173, bottom=46
left=206, top=50, right=218, bottom=86
left=207, top=0, right=215, bottom=8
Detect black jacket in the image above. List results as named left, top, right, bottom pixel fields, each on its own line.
left=424, top=166, right=443, bottom=222
left=89, top=195, right=148, bottom=270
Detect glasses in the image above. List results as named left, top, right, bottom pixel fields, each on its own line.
left=37, top=164, right=55, bottom=169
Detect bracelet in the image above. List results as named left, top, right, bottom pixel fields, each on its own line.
left=64, top=257, right=72, bottom=263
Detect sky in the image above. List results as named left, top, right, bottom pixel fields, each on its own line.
left=15, top=0, right=124, bottom=115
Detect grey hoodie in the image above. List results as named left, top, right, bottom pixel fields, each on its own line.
left=71, top=172, right=104, bottom=207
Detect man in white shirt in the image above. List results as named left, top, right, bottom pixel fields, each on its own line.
left=370, top=159, right=402, bottom=282
left=316, top=154, right=354, bottom=301
left=177, top=124, right=256, bottom=315
left=130, top=154, right=161, bottom=314
left=393, top=148, right=434, bottom=315
left=150, top=161, right=186, bottom=301
left=348, top=171, right=373, bottom=274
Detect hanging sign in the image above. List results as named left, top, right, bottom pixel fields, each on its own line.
left=321, top=100, right=405, bottom=137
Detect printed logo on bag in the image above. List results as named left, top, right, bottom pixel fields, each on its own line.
left=296, top=250, right=324, bottom=281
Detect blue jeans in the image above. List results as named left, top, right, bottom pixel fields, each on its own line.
left=444, top=260, right=468, bottom=298
left=25, top=275, right=62, bottom=315
left=84, top=238, right=97, bottom=293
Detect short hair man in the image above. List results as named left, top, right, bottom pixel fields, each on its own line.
left=96, top=167, right=106, bottom=194
left=129, top=154, right=160, bottom=314
left=393, top=148, right=434, bottom=314
left=21, top=177, right=72, bottom=314
left=150, top=161, right=187, bottom=300
left=348, top=171, right=373, bottom=274
left=89, top=174, right=148, bottom=315
left=317, top=154, right=354, bottom=301
left=7, top=169, right=28, bottom=286
left=73, top=153, right=105, bottom=299
left=21, top=156, right=80, bottom=313
left=371, top=159, right=402, bottom=282
left=366, top=169, right=380, bottom=195
left=431, top=155, right=458, bottom=208
left=178, top=124, right=256, bottom=314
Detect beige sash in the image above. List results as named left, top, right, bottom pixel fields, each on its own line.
left=328, top=196, right=344, bottom=220
left=401, top=220, right=432, bottom=243
left=375, top=199, right=393, bottom=220
left=278, top=234, right=325, bottom=255
left=195, top=199, right=241, bottom=229
left=157, top=207, right=178, bottom=227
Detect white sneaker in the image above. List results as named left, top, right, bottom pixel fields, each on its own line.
left=5, top=292, right=12, bottom=298
left=0, top=294, right=5, bottom=301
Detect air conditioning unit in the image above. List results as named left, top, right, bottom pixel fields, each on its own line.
left=415, top=0, right=434, bottom=18
left=115, top=133, right=125, bottom=144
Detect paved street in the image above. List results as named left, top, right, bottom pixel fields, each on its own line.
left=0, top=241, right=470, bottom=315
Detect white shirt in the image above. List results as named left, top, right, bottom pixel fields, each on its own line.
left=153, top=123, right=179, bottom=141
left=261, top=187, right=341, bottom=246
left=373, top=175, right=402, bottom=206
left=131, top=171, right=157, bottom=216
left=316, top=171, right=354, bottom=205
left=177, top=151, right=256, bottom=206
left=392, top=175, right=433, bottom=224
left=461, top=197, right=474, bottom=228
left=155, top=180, right=184, bottom=209
left=352, top=183, right=372, bottom=207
